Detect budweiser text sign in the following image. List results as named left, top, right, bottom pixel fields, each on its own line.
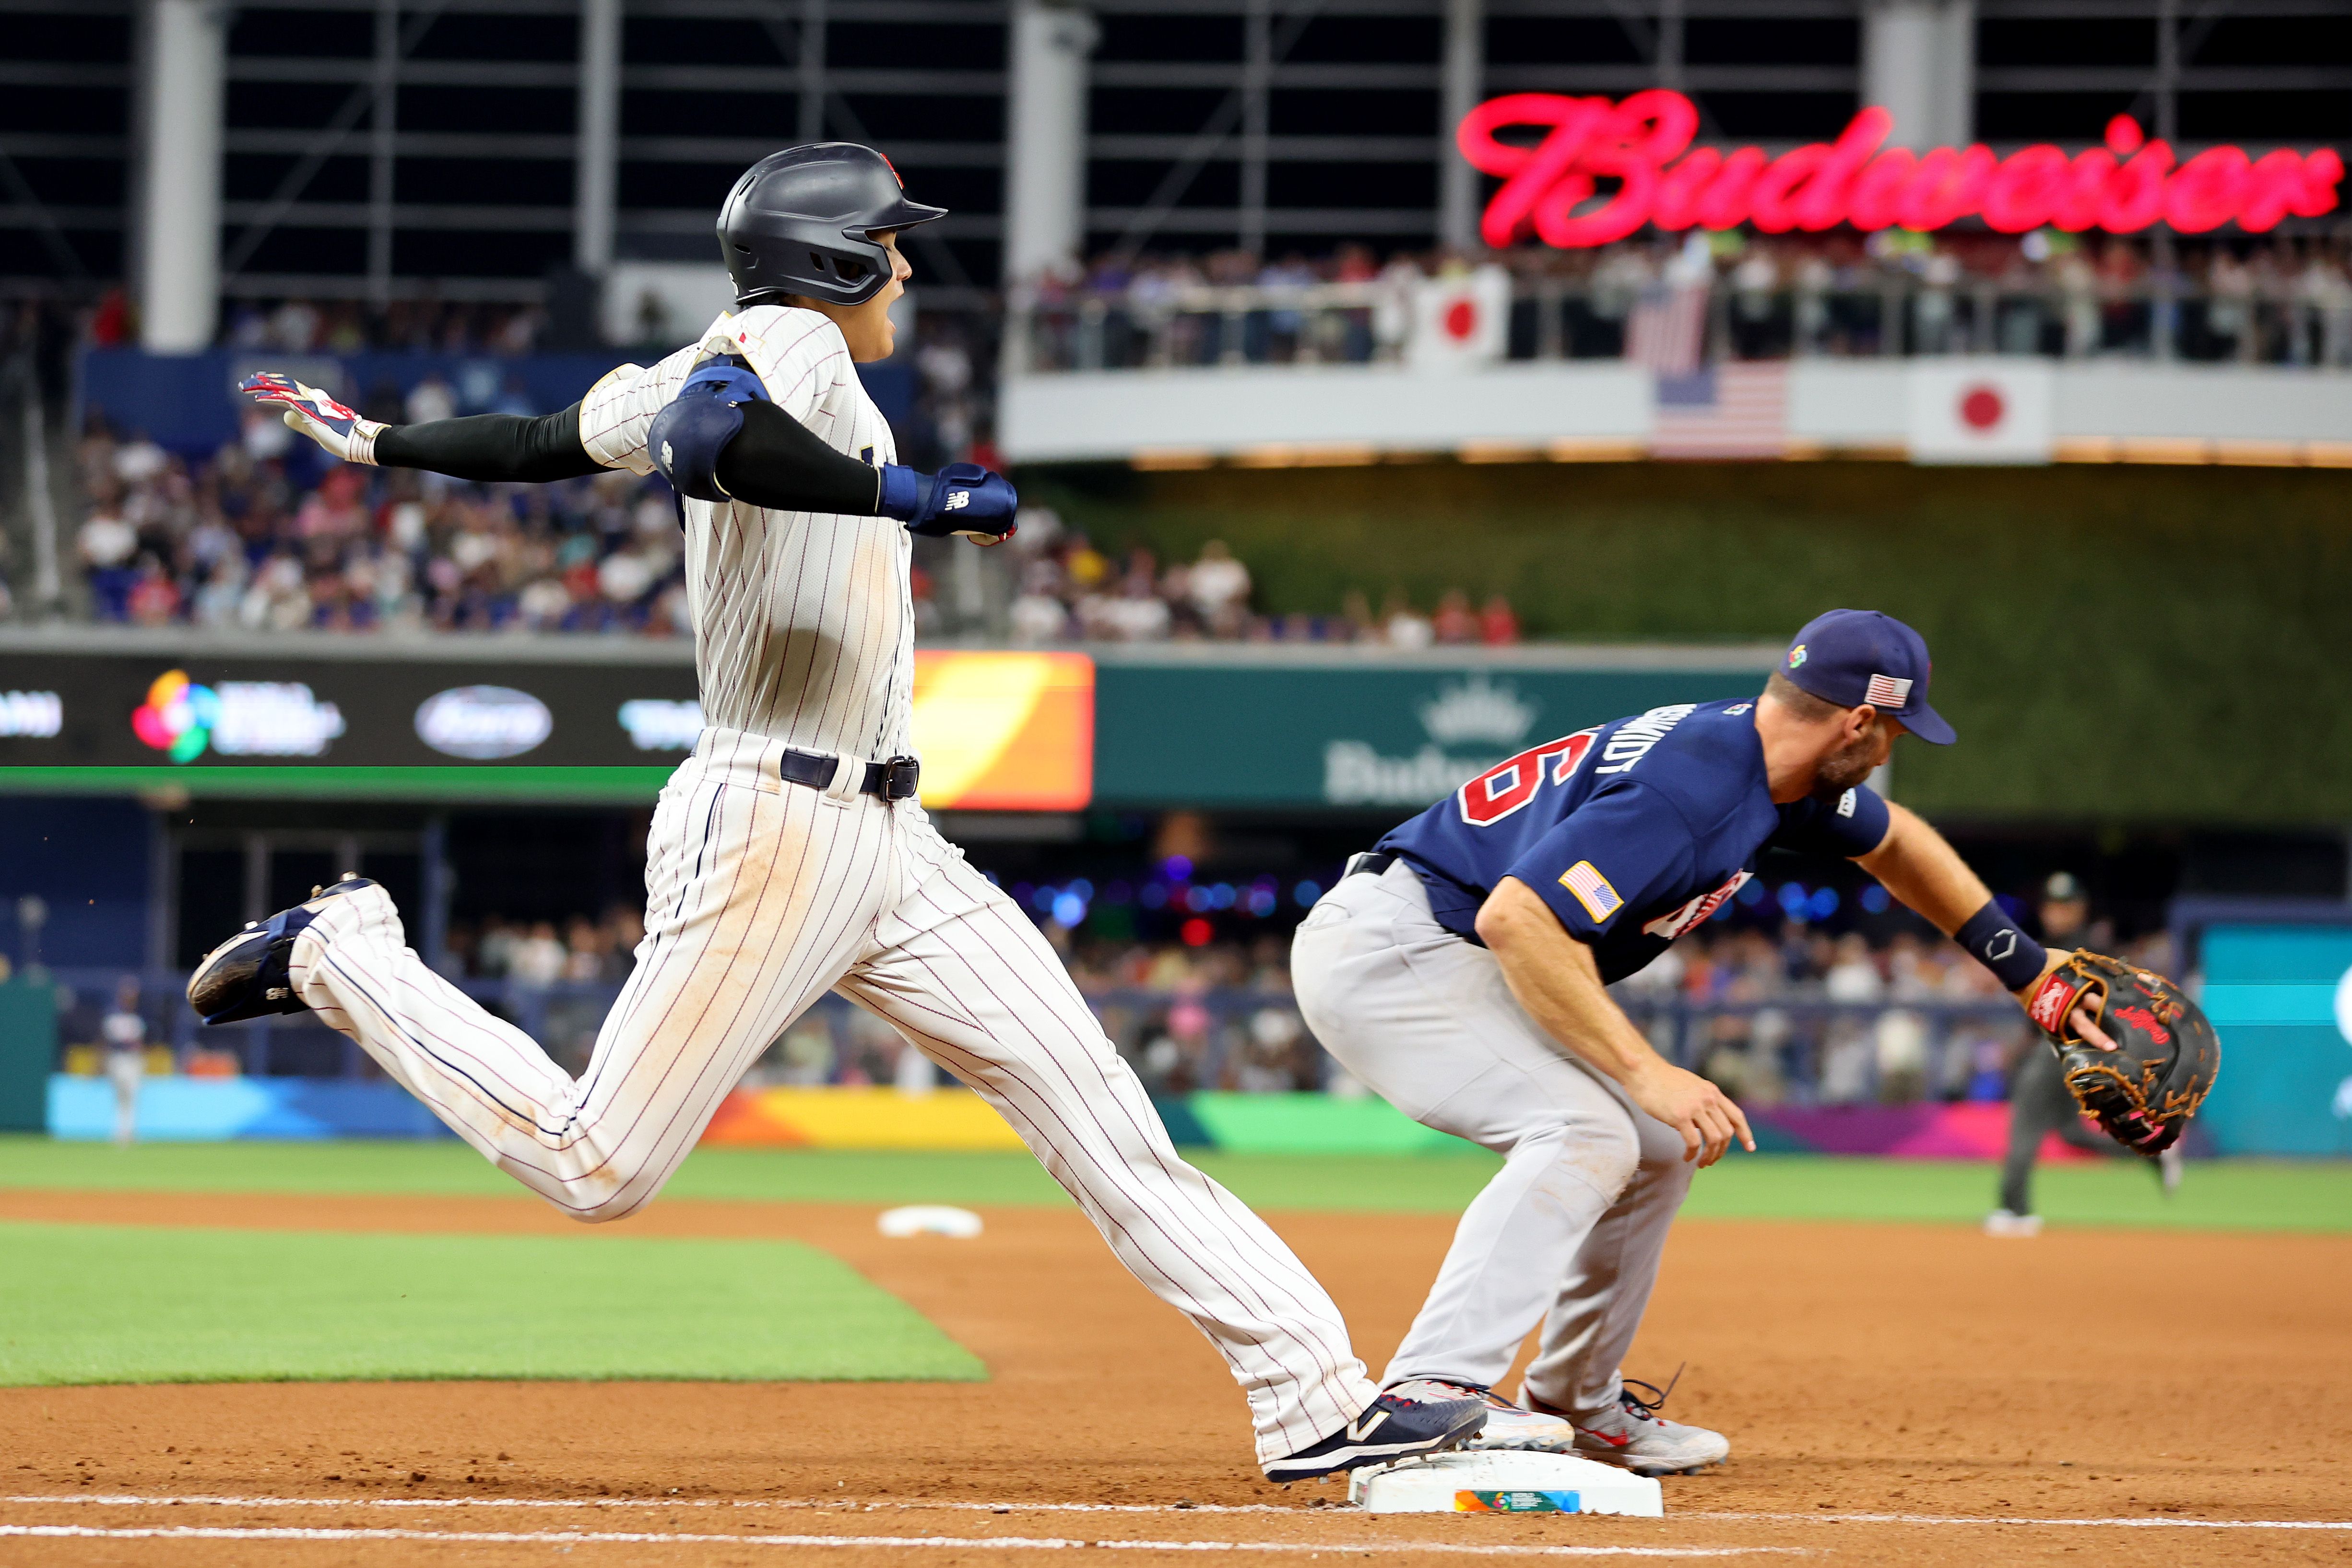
left=1458, top=91, right=2344, bottom=250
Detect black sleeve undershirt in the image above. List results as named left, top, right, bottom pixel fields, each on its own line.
left=713, top=399, right=884, bottom=515
left=371, top=397, right=885, bottom=516
left=373, top=406, right=603, bottom=483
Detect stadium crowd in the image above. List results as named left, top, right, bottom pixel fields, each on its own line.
left=1022, top=231, right=2352, bottom=368
left=68, top=416, right=1530, bottom=642
left=429, top=892, right=2159, bottom=1110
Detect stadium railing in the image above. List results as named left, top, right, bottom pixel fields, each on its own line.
left=1011, top=275, right=2352, bottom=374
left=48, top=966, right=2033, bottom=1109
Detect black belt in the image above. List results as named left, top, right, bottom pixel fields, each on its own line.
left=778, top=748, right=921, bottom=802
left=1344, top=850, right=1397, bottom=879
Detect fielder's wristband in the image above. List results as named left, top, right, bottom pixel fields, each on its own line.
left=1956, top=899, right=2049, bottom=992
left=875, top=463, right=928, bottom=522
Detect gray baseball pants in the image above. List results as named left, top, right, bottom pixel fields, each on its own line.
left=1290, top=859, right=1692, bottom=1417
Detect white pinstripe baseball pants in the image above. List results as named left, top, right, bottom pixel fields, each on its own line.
left=288, top=728, right=1377, bottom=1463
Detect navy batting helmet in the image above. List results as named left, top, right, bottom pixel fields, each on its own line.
left=717, top=143, right=946, bottom=308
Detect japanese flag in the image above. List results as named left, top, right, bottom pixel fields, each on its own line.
left=1409, top=265, right=1510, bottom=371
left=1907, top=359, right=2055, bottom=465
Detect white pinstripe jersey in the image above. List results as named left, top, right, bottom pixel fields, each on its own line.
left=579, top=306, right=910, bottom=760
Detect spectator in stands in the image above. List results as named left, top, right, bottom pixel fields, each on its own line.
left=1479, top=593, right=1521, bottom=646
left=1379, top=590, right=1433, bottom=648
left=1431, top=589, right=1478, bottom=645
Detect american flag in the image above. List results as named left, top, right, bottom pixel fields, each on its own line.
left=1866, top=673, right=1913, bottom=707
left=1649, top=362, right=1790, bottom=460
left=1625, top=283, right=1708, bottom=374
left=1558, top=860, right=1623, bottom=920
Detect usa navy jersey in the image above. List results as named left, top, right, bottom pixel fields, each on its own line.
left=1374, top=699, right=1891, bottom=983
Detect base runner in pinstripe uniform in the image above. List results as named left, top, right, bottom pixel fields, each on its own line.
left=189, top=143, right=1484, bottom=1481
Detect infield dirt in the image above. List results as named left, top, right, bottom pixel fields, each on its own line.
left=1, top=1186, right=2347, bottom=1565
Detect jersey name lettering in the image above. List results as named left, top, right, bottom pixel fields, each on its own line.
left=1456, top=728, right=1601, bottom=827
left=1641, top=871, right=1751, bottom=940
left=1592, top=704, right=1699, bottom=776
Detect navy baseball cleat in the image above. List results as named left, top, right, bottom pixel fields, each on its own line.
left=187, top=876, right=376, bottom=1026
left=1260, top=1379, right=1488, bottom=1481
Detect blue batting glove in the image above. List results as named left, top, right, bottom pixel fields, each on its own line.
left=881, top=461, right=1019, bottom=545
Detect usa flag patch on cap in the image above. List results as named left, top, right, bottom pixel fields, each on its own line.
left=1559, top=861, right=1623, bottom=922
left=1865, top=673, right=1913, bottom=707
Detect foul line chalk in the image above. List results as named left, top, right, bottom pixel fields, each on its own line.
left=11, top=1497, right=2352, bottom=1531
left=1690, top=1512, right=2352, bottom=1532
left=0, top=1524, right=1787, bottom=1557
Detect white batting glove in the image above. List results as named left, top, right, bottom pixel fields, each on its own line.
left=239, top=371, right=385, bottom=465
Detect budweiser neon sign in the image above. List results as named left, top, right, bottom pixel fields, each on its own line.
left=1457, top=91, right=2345, bottom=249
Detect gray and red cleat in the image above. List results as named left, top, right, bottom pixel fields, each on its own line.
left=1260, top=1379, right=1488, bottom=1481
left=1530, top=1379, right=1730, bottom=1476
left=186, top=876, right=376, bottom=1026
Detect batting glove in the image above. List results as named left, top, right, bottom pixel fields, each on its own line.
left=880, top=461, right=1018, bottom=545
left=239, top=371, right=385, bottom=465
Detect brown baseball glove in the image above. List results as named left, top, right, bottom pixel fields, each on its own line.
left=2026, top=950, right=2220, bottom=1156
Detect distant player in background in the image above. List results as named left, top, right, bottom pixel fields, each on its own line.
left=1986, top=872, right=2183, bottom=1237
left=101, top=977, right=145, bottom=1146
left=188, top=142, right=1484, bottom=1482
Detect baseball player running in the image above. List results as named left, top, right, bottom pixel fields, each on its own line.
left=189, top=143, right=1483, bottom=1481
left=1292, top=609, right=2120, bottom=1474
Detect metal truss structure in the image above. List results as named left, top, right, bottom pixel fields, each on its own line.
left=2, top=0, right=2345, bottom=299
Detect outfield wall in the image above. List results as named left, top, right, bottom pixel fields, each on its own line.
left=47, top=1076, right=2118, bottom=1161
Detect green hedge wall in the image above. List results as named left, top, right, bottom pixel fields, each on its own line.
left=1033, top=461, right=2352, bottom=824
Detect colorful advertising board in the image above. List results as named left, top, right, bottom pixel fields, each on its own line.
left=1458, top=92, right=2345, bottom=250
left=0, top=648, right=1095, bottom=810
left=2196, top=923, right=2352, bottom=1157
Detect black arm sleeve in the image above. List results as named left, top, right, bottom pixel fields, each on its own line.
left=372, top=404, right=605, bottom=483
left=713, top=399, right=885, bottom=516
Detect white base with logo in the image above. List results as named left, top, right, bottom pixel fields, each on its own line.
left=1347, top=1451, right=1664, bottom=1517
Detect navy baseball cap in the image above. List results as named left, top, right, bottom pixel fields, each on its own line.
left=1780, top=609, right=1955, bottom=745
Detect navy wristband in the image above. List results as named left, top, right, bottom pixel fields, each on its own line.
left=1955, top=899, right=2048, bottom=991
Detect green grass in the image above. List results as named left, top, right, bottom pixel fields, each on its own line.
left=4, top=1136, right=2347, bottom=1232
left=0, top=1219, right=984, bottom=1387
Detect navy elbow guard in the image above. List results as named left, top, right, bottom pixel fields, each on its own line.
left=649, top=358, right=770, bottom=503
left=1957, top=899, right=2049, bottom=991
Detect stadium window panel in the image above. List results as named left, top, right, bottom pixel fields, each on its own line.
left=401, top=159, right=575, bottom=208
left=1266, top=161, right=1437, bottom=210
left=2194, top=14, right=2352, bottom=66
left=1975, top=18, right=2156, bottom=68
left=622, top=88, right=791, bottom=139
left=225, top=7, right=370, bottom=59
left=406, top=13, right=576, bottom=63
left=225, top=80, right=357, bottom=132
left=1973, top=92, right=2141, bottom=144
left=393, top=229, right=571, bottom=282
left=2179, top=92, right=2352, bottom=144
left=396, top=85, right=577, bottom=137
left=1095, top=15, right=1246, bottom=63
left=1281, top=16, right=1445, bottom=65
left=1090, top=87, right=1237, bottom=136
left=619, top=17, right=775, bottom=66
left=233, top=226, right=369, bottom=279
left=829, top=22, right=1006, bottom=71
left=1681, top=17, right=1858, bottom=67
left=616, top=161, right=743, bottom=212
left=1689, top=91, right=1861, bottom=142
left=8, top=155, right=126, bottom=210
left=1483, top=17, right=1647, bottom=67
left=834, top=95, right=1007, bottom=144
left=1267, top=89, right=1439, bottom=138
